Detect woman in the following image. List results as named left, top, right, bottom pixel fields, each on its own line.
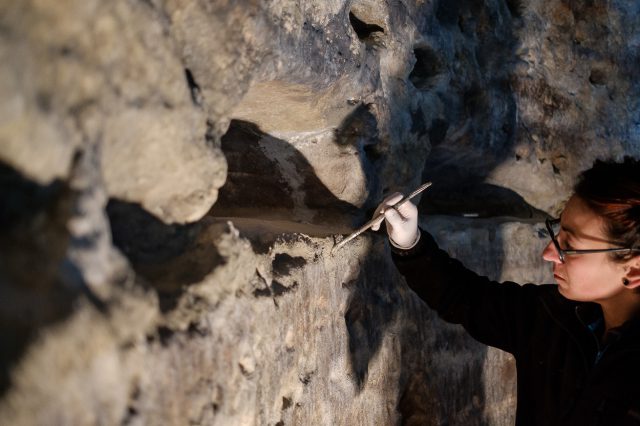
left=372, top=157, right=640, bottom=425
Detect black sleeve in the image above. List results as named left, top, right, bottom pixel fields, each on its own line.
left=391, top=229, right=539, bottom=355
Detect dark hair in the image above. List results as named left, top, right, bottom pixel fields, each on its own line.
left=574, top=156, right=640, bottom=261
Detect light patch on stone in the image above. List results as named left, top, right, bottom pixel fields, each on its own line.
left=101, top=108, right=227, bottom=224
left=288, top=130, right=369, bottom=206
left=232, top=80, right=360, bottom=135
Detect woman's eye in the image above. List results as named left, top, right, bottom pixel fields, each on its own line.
left=558, top=235, right=573, bottom=250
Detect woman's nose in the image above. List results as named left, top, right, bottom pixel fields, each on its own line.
left=542, top=240, right=562, bottom=264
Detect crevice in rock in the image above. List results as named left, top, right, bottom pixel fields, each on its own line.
left=349, top=12, right=385, bottom=45
left=184, top=68, right=203, bottom=107
left=409, top=45, right=443, bottom=90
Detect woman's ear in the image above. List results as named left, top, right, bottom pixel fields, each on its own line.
left=624, top=259, right=640, bottom=289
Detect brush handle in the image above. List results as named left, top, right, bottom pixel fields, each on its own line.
left=332, top=182, right=432, bottom=252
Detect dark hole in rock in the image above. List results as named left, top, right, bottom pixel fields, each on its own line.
left=253, top=286, right=272, bottom=298
left=271, top=280, right=298, bottom=297
left=282, top=396, right=293, bottom=411
left=409, top=46, right=442, bottom=90
left=589, top=68, right=607, bottom=86
left=156, top=326, right=175, bottom=346
left=349, top=12, right=385, bottom=44
left=272, top=253, right=307, bottom=277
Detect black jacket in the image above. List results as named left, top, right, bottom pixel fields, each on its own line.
left=391, top=230, right=640, bottom=425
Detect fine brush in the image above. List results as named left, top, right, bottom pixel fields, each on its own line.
left=332, top=181, right=432, bottom=253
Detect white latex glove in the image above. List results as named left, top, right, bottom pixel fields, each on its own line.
left=371, top=192, right=420, bottom=249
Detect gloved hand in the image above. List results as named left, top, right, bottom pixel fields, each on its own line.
left=371, top=192, right=420, bottom=249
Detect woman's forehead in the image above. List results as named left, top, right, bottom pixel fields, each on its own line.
left=561, top=195, right=610, bottom=244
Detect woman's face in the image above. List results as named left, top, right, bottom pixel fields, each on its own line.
left=542, top=195, right=629, bottom=302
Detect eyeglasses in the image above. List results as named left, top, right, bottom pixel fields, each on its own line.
left=545, top=218, right=639, bottom=263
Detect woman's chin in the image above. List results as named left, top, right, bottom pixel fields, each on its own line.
left=557, top=285, right=592, bottom=302
left=557, top=284, right=574, bottom=299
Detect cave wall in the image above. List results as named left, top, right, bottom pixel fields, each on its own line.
left=1, top=0, right=639, bottom=425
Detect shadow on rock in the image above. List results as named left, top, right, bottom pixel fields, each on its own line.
left=397, top=297, right=489, bottom=425
left=421, top=181, right=550, bottom=219
left=107, top=200, right=224, bottom=313
left=343, top=239, right=402, bottom=391
left=0, top=161, right=77, bottom=397
left=210, top=118, right=378, bottom=234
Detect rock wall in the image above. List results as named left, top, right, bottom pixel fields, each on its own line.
left=1, top=0, right=639, bottom=425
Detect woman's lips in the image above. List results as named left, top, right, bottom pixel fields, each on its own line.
left=554, top=274, right=565, bottom=281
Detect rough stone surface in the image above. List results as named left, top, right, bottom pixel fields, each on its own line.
left=0, top=214, right=551, bottom=426
left=0, top=1, right=227, bottom=224
left=421, top=0, right=640, bottom=215
left=1, top=0, right=640, bottom=425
